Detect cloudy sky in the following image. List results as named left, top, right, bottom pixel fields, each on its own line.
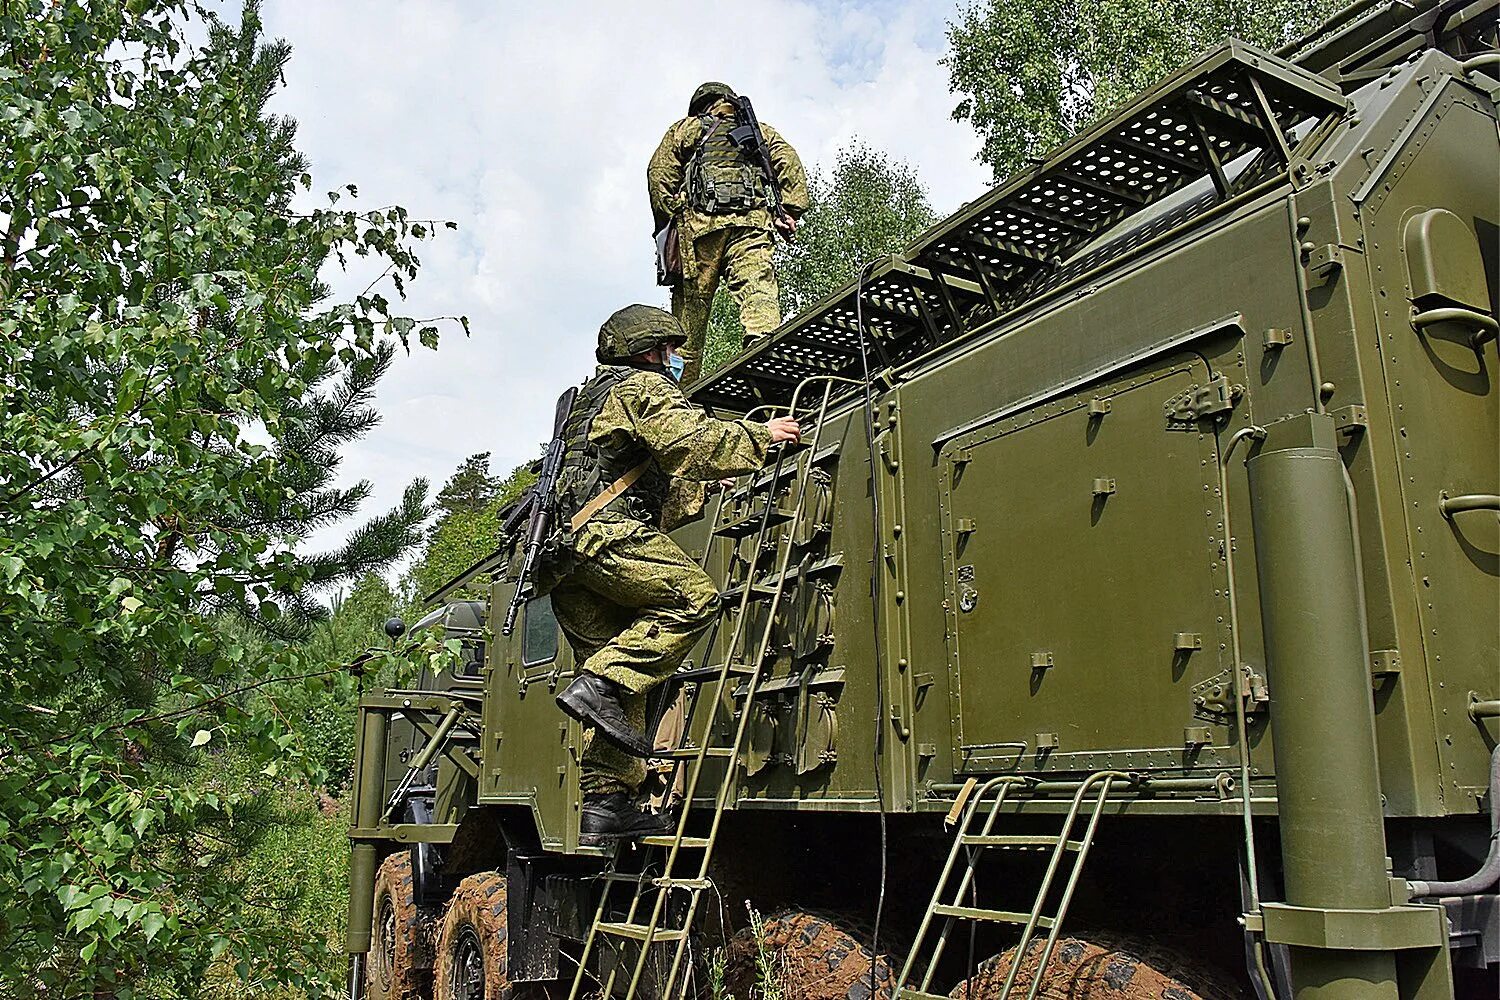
left=250, top=0, right=993, bottom=557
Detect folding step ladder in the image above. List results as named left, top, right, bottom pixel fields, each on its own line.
left=895, top=770, right=1134, bottom=1000
left=567, top=378, right=846, bottom=1000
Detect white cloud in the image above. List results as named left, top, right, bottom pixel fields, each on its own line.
left=255, top=0, right=990, bottom=559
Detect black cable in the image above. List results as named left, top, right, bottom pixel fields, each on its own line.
left=854, top=257, right=890, bottom=994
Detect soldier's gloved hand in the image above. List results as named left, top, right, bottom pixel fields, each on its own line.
left=766, top=416, right=801, bottom=444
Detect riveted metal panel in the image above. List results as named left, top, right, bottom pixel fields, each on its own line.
left=1362, top=91, right=1500, bottom=812
left=939, top=355, right=1241, bottom=776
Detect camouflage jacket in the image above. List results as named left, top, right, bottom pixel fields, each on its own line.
left=577, top=369, right=771, bottom=543
left=647, top=110, right=809, bottom=237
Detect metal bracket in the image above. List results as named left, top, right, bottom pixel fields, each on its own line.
left=1370, top=649, right=1401, bottom=679
left=1260, top=902, right=1447, bottom=951
left=1164, top=374, right=1238, bottom=425
left=1184, top=726, right=1214, bottom=747
left=1333, top=404, right=1368, bottom=437
left=1304, top=242, right=1345, bottom=283
left=1263, top=327, right=1294, bottom=349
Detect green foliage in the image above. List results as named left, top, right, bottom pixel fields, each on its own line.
left=746, top=905, right=788, bottom=1000
left=295, top=574, right=399, bottom=791
left=945, top=0, right=1340, bottom=180
left=703, top=142, right=935, bottom=375
left=0, top=1, right=456, bottom=994
left=197, top=777, right=351, bottom=999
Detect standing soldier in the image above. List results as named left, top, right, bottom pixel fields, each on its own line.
left=648, top=82, right=809, bottom=384
left=542, top=304, right=800, bottom=843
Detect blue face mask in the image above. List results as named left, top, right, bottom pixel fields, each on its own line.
left=665, top=351, right=686, bottom=382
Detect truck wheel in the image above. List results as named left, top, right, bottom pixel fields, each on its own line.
left=369, top=852, right=434, bottom=1000
left=432, top=873, right=538, bottom=1000
left=725, top=909, right=897, bottom=1000
left=945, top=934, right=1246, bottom=999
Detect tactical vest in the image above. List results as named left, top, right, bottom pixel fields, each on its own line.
left=552, top=366, right=671, bottom=533
left=685, top=113, right=770, bottom=214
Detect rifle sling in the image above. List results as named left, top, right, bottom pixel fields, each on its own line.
left=568, top=460, right=652, bottom=533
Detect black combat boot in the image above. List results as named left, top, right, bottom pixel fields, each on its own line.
left=579, top=792, right=674, bottom=846
left=555, top=672, right=654, bottom=757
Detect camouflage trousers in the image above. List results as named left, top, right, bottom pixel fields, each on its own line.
left=549, top=517, right=718, bottom=795
left=672, top=223, right=781, bottom=385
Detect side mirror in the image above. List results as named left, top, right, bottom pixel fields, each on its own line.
left=384, top=617, right=407, bottom=640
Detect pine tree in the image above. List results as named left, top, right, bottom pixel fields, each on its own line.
left=198, top=1, right=432, bottom=641
left=434, top=452, right=504, bottom=520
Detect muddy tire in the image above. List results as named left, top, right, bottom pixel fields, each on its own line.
left=945, top=934, right=1248, bottom=1000
left=369, top=852, right=435, bottom=1000
left=433, top=872, right=553, bottom=1000
left=724, top=909, right=897, bottom=1000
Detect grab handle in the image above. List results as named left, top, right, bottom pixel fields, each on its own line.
left=1413, top=305, right=1498, bottom=347
left=1439, top=492, right=1500, bottom=518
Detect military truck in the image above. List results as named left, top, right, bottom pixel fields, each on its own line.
left=342, top=2, right=1499, bottom=997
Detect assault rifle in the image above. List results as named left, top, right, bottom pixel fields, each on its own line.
left=501, top=385, right=577, bottom=636
left=727, top=94, right=794, bottom=231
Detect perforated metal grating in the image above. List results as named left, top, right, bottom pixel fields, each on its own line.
left=691, top=40, right=1346, bottom=415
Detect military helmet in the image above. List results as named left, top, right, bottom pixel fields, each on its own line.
left=596, top=304, right=686, bottom=363
left=689, top=81, right=737, bottom=115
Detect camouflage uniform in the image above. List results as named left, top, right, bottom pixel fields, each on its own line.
left=647, top=82, right=809, bottom=385
left=541, top=307, right=772, bottom=795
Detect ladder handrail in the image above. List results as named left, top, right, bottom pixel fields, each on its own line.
left=895, top=769, right=1139, bottom=1000
left=997, top=769, right=1134, bottom=1000
left=568, top=425, right=796, bottom=1000
left=896, top=776, right=1031, bottom=992
left=568, top=374, right=852, bottom=1000
left=656, top=378, right=841, bottom=998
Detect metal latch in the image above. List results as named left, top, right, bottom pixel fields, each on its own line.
left=1164, top=375, right=1239, bottom=424
left=1192, top=665, right=1270, bottom=720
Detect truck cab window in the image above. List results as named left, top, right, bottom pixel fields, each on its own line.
left=522, top=595, right=559, bottom=667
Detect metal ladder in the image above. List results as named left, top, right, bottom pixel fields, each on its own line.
left=566, top=378, right=842, bottom=1000
left=895, top=770, right=1133, bottom=1000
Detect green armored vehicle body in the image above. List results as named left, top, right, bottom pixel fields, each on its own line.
left=343, top=2, right=1499, bottom=998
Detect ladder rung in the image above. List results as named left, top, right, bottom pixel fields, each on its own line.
left=932, top=903, right=1054, bottom=929
left=672, top=662, right=756, bottom=682
left=960, top=834, right=1085, bottom=851
left=601, top=871, right=648, bottom=884
left=640, top=835, right=710, bottom=849
left=596, top=921, right=687, bottom=942
left=656, top=746, right=735, bottom=759
left=898, top=991, right=952, bottom=1000
left=654, top=876, right=712, bottom=890
left=713, top=508, right=793, bottom=539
